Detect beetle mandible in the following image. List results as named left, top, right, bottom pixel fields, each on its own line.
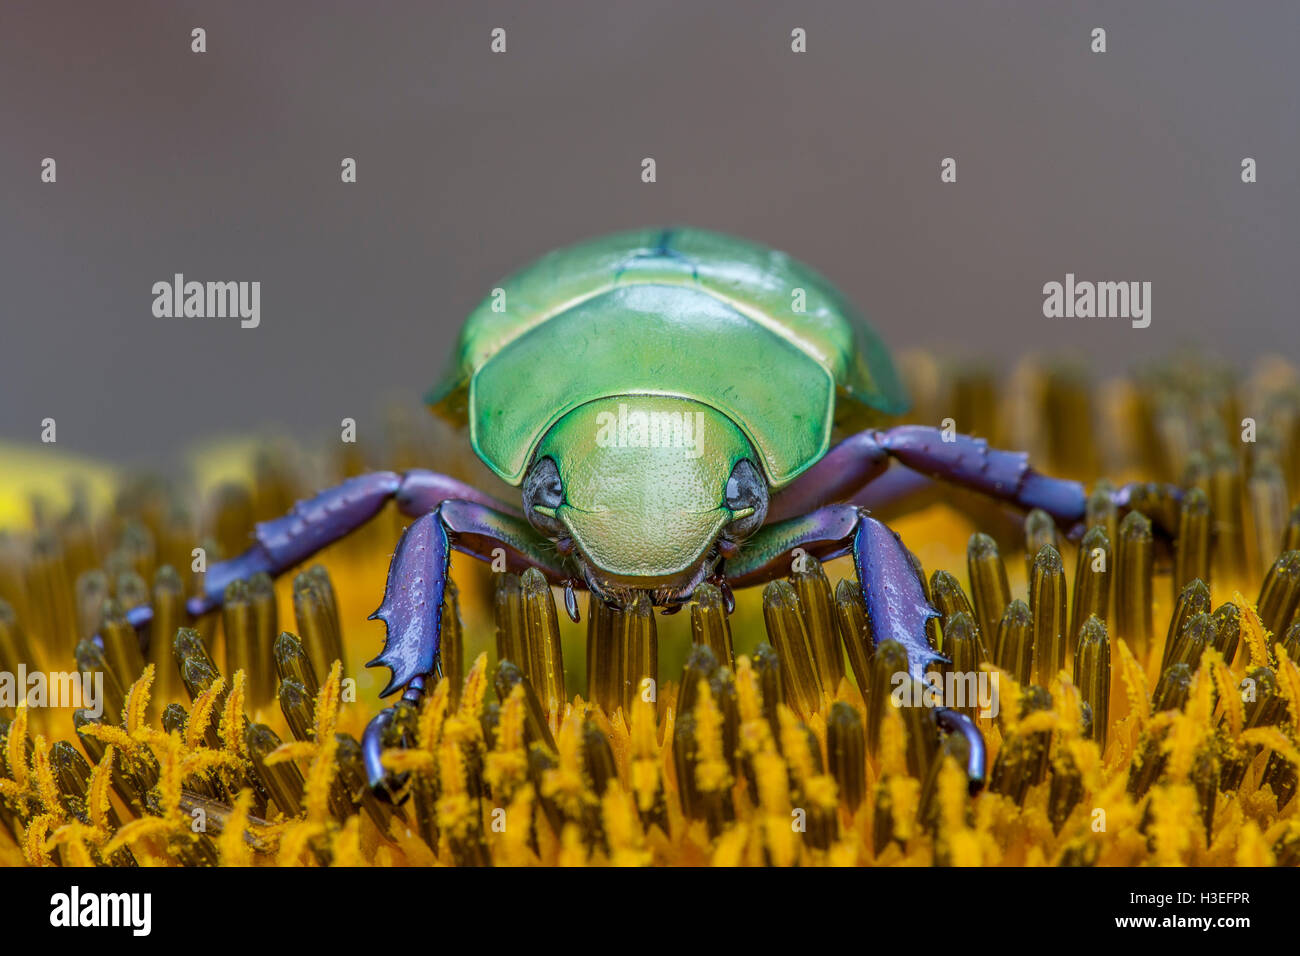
left=119, top=227, right=1181, bottom=791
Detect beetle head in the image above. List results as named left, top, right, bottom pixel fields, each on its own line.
left=523, top=396, right=768, bottom=606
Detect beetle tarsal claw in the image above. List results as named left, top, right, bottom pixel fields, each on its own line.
left=563, top=578, right=580, bottom=623
left=711, top=570, right=735, bottom=615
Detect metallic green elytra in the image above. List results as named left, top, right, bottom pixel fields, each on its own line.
left=426, top=226, right=909, bottom=581
left=429, top=227, right=907, bottom=481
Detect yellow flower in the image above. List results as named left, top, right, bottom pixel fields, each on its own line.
left=1, top=354, right=1299, bottom=866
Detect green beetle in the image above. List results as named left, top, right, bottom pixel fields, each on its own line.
left=182, top=226, right=1162, bottom=789
left=425, top=226, right=906, bottom=603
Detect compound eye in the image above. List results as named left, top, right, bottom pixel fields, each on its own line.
left=722, top=459, right=767, bottom=541
left=522, top=456, right=566, bottom=536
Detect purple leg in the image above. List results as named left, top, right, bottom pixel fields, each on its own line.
left=95, top=469, right=520, bottom=647
left=872, top=426, right=1090, bottom=525
left=191, top=470, right=516, bottom=616
left=771, top=425, right=1181, bottom=536
left=765, top=431, right=890, bottom=523
left=367, top=511, right=450, bottom=697
left=365, top=499, right=562, bottom=697
left=727, top=505, right=985, bottom=785
left=361, top=499, right=573, bottom=789
left=728, top=506, right=940, bottom=677
left=360, top=513, right=443, bottom=798
left=91, top=469, right=572, bottom=791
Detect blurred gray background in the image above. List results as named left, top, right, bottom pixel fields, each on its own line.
left=2, top=0, right=1296, bottom=466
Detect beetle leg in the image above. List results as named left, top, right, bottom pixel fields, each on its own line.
left=365, top=498, right=567, bottom=697
left=875, top=425, right=1183, bottom=538
left=191, top=471, right=402, bottom=617
left=771, top=425, right=1182, bottom=538
left=934, top=707, right=987, bottom=796
left=360, top=677, right=428, bottom=803
left=90, top=469, right=528, bottom=661
left=765, top=431, right=892, bottom=522
left=89, top=470, right=514, bottom=651
left=362, top=498, right=575, bottom=790
left=726, top=505, right=985, bottom=787
left=191, top=469, right=522, bottom=616
left=728, top=506, right=941, bottom=677
left=365, top=510, right=452, bottom=697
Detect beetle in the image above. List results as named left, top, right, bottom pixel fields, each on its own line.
left=124, top=227, right=1178, bottom=792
